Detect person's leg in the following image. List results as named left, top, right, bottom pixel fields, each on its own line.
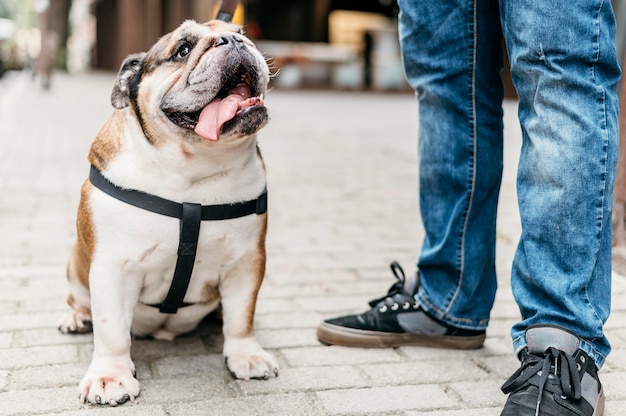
left=403, top=0, right=504, bottom=330
left=317, top=0, right=505, bottom=348
left=502, top=0, right=620, bottom=369
left=499, top=0, right=620, bottom=414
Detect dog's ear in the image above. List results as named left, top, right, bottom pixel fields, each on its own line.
left=111, top=53, right=146, bottom=109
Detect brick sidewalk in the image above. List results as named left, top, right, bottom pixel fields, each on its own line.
left=0, top=71, right=625, bottom=415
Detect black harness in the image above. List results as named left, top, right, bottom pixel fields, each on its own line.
left=88, top=165, right=268, bottom=314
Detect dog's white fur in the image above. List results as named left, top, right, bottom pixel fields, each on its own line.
left=59, top=20, right=277, bottom=406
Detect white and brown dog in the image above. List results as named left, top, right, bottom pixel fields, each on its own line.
left=58, top=20, right=278, bottom=406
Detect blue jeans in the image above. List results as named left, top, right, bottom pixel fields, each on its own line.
left=398, top=0, right=620, bottom=367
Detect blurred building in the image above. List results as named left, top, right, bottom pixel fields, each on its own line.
left=93, top=0, right=215, bottom=70
left=92, top=0, right=405, bottom=90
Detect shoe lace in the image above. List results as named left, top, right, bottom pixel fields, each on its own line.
left=367, top=261, right=418, bottom=308
left=501, top=347, right=582, bottom=416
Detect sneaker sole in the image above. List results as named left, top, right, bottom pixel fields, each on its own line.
left=317, top=322, right=485, bottom=349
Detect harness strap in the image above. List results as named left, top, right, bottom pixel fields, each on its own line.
left=88, top=165, right=267, bottom=314
left=158, top=202, right=202, bottom=313
left=89, top=165, right=268, bottom=220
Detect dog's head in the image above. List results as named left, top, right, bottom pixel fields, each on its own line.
left=111, top=20, right=270, bottom=144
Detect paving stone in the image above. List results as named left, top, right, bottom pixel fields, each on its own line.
left=165, top=392, right=325, bottom=416
left=255, top=328, right=319, bottom=348
left=602, top=371, right=626, bottom=400
left=0, top=302, right=18, bottom=315
left=0, top=386, right=81, bottom=415
left=17, top=328, right=92, bottom=348
left=447, top=380, right=507, bottom=408
left=236, top=366, right=368, bottom=393
left=301, top=295, right=376, bottom=314
left=604, top=400, right=626, bottom=416
left=406, top=409, right=502, bottom=416
left=0, top=332, right=12, bottom=349
left=281, top=346, right=403, bottom=367
left=0, top=370, right=8, bottom=390
left=19, top=296, right=69, bottom=313
left=0, top=345, right=78, bottom=369
left=130, top=337, right=208, bottom=360
left=477, top=355, right=523, bottom=382
left=359, top=359, right=488, bottom=386
left=317, top=385, right=456, bottom=414
left=11, top=363, right=86, bottom=389
left=0, top=312, right=61, bottom=331
left=255, top=298, right=300, bottom=314
left=254, top=311, right=325, bottom=330
left=151, top=353, right=226, bottom=378
left=137, top=377, right=239, bottom=404
left=59, top=404, right=169, bottom=416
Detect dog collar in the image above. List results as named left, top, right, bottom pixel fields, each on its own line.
left=88, top=165, right=268, bottom=314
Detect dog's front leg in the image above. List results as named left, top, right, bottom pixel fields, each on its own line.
left=220, top=258, right=279, bottom=380
left=78, top=263, right=140, bottom=405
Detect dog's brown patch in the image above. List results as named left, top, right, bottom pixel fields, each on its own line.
left=88, top=112, right=125, bottom=170
left=68, top=181, right=96, bottom=289
left=243, top=213, right=268, bottom=335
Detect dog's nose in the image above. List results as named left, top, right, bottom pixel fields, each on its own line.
left=214, top=35, right=244, bottom=48
left=214, top=35, right=230, bottom=47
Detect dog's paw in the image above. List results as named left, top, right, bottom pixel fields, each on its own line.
left=226, top=349, right=279, bottom=380
left=58, top=307, right=93, bottom=334
left=78, top=357, right=139, bottom=406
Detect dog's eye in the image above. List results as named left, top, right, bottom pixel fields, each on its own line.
left=174, top=42, right=193, bottom=60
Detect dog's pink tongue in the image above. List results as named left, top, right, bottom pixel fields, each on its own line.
left=194, top=94, right=244, bottom=141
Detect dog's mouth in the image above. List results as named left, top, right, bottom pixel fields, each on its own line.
left=164, top=66, right=264, bottom=141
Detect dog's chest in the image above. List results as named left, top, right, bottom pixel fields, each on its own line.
left=147, top=220, right=255, bottom=302
left=90, top=191, right=262, bottom=303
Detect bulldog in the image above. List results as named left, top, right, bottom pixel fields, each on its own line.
left=58, top=19, right=278, bottom=406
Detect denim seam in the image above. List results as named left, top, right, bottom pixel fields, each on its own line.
left=590, top=0, right=602, bottom=82
left=583, top=135, right=607, bottom=328
left=585, top=83, right=609, bottom=337
left=446, top=0, right=479, bottom=317
left=585, top=0, right=610, bottom=336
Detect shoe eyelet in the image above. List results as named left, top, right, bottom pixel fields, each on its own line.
left=561, top=395, right=567, bottom=400
left=391, top=303, right=399, bottom=311
left=402, top=302, right=410, bottom=310
left=379, top=305, right=388, bottom=313
left=412, top=303, right=419, bottom=309
left=580, top=356, right=586, bottom=363
left=576, top=363, right=581, bottom=371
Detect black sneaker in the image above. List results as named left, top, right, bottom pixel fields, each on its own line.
left=316, top=262, right=486, bottom=349
left=501, top=325, right=605, bottom=416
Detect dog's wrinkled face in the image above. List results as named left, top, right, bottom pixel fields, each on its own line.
left=111, top=20, right=270, bottom=143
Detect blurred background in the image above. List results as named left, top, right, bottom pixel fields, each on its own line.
left=0, top=0, right=411, bottom=91
left=5, top=0, right=626, bottom=272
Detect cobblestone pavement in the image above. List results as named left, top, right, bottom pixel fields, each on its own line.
left=1, top=70, right=625, bottom=416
